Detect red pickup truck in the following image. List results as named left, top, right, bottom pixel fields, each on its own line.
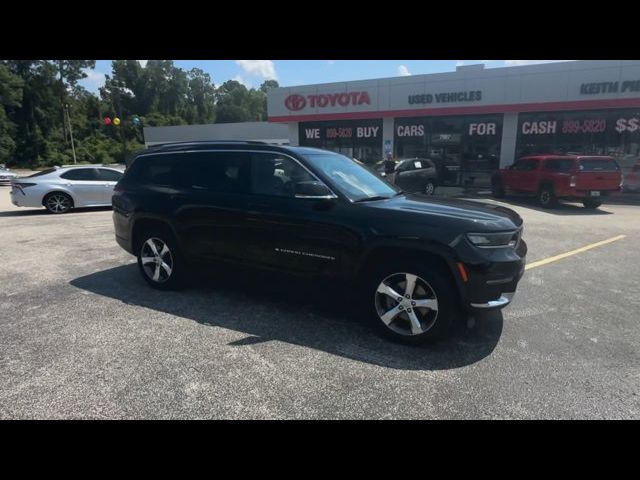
left=491, top=155, right=622, bottom=209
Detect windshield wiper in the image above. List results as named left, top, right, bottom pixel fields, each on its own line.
left=354, top=195, right=392, bottom=203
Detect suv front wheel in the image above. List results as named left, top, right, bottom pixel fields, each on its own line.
left=137, top=228, right=185, bottom=290
left=363, top=261, right=455, bottom=344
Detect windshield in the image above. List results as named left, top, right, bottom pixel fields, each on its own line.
left=302, top=153, right=399, bottom=201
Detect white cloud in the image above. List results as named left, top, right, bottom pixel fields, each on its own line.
left=327, top=60, right=335, bottom=65
left=504, top=60, right=573, bottom=66
left=235, top=60, right=277, bottom=80
left=83, top=69, right=106, bottom=90
left=398, top=65, right=411, bottom=76
left=137, top=60, right=148, bottom=68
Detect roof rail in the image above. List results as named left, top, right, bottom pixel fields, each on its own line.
left=148, top=140, right=270, bottom=150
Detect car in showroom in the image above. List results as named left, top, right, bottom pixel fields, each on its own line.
left=10, top=165, right=124, bottom=214
left=112, top=142, right=527, bottom=344
left=0, top=166, right=18, bottom=186
left=374, top=157, right=439, bottom=195
left=491, top=154, right=622, bottom=209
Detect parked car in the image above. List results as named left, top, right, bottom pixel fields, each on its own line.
left=10, top=165, right=124, bottom=214
left=374, top=158, right=439, bottom=195
left=491, top=155, right=622, bottom=209
left=112, top=142, right=527, bottom=344
left=622, top=159, right=640, bottom=192
left=0, top=166, right=18, bottom=186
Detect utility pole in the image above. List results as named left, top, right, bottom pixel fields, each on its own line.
left=65, top=104, right=77, bottom=164
left=59, top=60, right=68, bottom=145
left=114, top=88, right=127, bottom=164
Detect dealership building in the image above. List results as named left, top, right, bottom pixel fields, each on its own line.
left=267, top=60, right=640, bottom=187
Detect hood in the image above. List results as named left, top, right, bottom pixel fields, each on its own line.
left=365, top=193, right=523, bottom=231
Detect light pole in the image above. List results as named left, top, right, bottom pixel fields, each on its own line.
left=65, top=104, right=77, bottom=164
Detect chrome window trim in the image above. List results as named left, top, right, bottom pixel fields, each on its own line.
left=133, top=149, right=340, bottom=199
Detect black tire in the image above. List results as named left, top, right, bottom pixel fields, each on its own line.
left=491, top=179, right=505, bottom=198
left=583, top=199, right=602, bottom=209
left=44, top=192, right=73, bottom=214
left=537, top=184, right=557, bottom=208
left=136, top=227, right=186, bottom=290
left=424, top=180, right=436, bottom=196
left=361, top=259, right=456, bottom=345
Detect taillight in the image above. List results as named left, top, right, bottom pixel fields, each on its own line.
left=569, top=175, right=577, bottom=187
left=12, top=182, right=36, bottom=194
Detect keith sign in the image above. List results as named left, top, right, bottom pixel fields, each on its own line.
left=284, top=91, right=371, bottom=111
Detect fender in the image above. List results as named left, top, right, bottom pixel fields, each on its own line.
left=351, top=236, right=465, bottom=294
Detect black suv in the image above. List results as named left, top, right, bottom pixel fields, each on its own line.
left=113, top=142, right=527, bottom=343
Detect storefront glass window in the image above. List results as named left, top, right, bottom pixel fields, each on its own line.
left=298, top=120, right=382, bottom=164
left=395, top=115, right=502, bottom=187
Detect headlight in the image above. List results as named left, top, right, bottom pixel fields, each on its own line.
left=467, top=231, right=519, bottom=248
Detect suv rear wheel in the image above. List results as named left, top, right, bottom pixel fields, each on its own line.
left=424, top=180, right=436, bottom=195
left=363, top=260, right=455, bottom=344
left=136, top=228, right=185, bottom=290
left=538, top=184, right=557, bottom=208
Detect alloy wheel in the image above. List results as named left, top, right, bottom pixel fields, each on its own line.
left=46, top=194, right=71, bottom=213
left=425, top=182, right=435, bottom=195
left=374, top=272, right=439, bottom=336
left=140, top=238, right=174, bottom=283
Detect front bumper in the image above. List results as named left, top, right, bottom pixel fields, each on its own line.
left=454, top=236, right=527, bottom=312
left=470, top=291, right=515, bottom=309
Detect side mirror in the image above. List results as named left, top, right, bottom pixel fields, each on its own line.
left=294, top=181, right=335, bottom=199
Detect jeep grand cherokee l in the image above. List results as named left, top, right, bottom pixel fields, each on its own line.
left=491, top=155, right=622, bottom=209
left=113, top=142, right=527, bottom=344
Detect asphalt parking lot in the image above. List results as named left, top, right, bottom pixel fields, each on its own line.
left=0, top=189, right=639, bottom=419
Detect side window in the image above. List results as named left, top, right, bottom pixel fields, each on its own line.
left=544, top=159, right=558, bottom=171
left=250, top=153, right=315, bottom=198
left=185, top=152, right=250, bottom=194
left=136, top=155, right=179, bottom=187
left=513, top=159, right=537, bottom=171
left=396, top=160, right=411, bottom=172
left=97, top=169, right=123, bottom=181
left=60, top=168, right=100, bottom=181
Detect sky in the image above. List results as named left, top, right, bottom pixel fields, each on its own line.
left=79, top=60, right=574, bottom=93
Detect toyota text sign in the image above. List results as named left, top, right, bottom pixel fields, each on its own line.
left=284, top=91, right=371, bottom=111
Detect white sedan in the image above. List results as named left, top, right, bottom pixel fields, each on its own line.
left=0, top=166, right=18, bottom=186
left=10, top=165, right=124, bottom=214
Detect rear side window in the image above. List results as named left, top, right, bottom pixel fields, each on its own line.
left=135, top=155, right=180, bottom=187
left=578, top=158, right=620, bottom=171
left=60, top=168, right=100, bottom=181
left=513, top=159, right=539, bottom=171
left=544, top=159, right=574, bottom=172
left=183, top=152, right=250, bottom=194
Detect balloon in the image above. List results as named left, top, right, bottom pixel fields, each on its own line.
left=113, top=117, right=121, bottom=126
left=104, top=117, right=111, bottom=125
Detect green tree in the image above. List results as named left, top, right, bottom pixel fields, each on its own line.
left=0, top=64, right=24, bottom=165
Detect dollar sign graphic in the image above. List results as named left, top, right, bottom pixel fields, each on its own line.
left=615, top=119, right=626, bottom=133
left=628, top=118, right=639, bottom=133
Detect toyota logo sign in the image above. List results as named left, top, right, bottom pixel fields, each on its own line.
left=284, top=94, right=306, bottom=111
